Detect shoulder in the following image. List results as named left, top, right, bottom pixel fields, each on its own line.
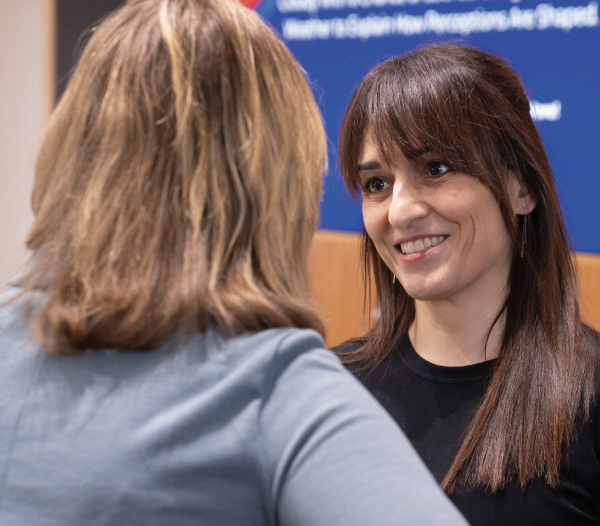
left=225, top=327, right=329, bottom=373
left=253, top=331, right=394, bottom=434
left=0, top=288, right=39, bottom=363
left=207, top=327, right=351, bottom=398
left=253, top=328, right=353, bottom=389
left=0, top=286, right=27, bottom=330
left=259, top=338, right=469, bottom=526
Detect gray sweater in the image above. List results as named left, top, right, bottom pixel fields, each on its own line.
left=0, top=292, right=466, bottom=525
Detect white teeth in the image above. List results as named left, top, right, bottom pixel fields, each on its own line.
left=400, top=236, right=447, bottom=255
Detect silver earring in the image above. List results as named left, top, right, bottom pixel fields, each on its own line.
left=521, top=214, right=528, bottom=258
left=393, top=274, right=396, bottom=284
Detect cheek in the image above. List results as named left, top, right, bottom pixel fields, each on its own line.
left=362, top=202, right=390, bottom=241
left=458, top=193, right=512, bottom=256
left=362, top=203, right=396, bottom=272
left=471, top=193, right=509, bottom=236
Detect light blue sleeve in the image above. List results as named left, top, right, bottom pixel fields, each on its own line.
left=259, top=331, right=468, bottom=526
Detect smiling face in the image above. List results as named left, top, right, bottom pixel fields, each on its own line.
left=359, top=137, right=517, bottom=305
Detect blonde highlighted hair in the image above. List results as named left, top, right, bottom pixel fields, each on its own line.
left=20, top=0, right=326, bottom=353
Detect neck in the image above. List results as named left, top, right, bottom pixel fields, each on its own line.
left=408, top=286, right=507, bottom=367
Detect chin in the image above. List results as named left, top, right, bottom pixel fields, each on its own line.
left=405, top=291, right=446, bottom=302
left=400, top=281, right=452, bottom=302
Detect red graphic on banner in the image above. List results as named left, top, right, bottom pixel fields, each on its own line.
left=239, top=0, right=262, bottom=8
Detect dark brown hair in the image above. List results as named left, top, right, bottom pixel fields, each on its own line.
left=338, top=44, right=598, bottom=492
left=16, top=0, right=326, bottom=353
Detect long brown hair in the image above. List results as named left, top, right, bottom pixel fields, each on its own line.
left=16, top=0, right=326, bottom=354
left=338, top=44, right=598, bottom=492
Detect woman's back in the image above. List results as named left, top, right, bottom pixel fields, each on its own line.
left=0, top=291, right=466, bottom=525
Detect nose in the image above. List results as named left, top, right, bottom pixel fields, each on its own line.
left=388, top=179, right=429, bottom=229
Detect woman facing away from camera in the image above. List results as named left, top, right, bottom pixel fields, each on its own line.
left=0, top=2, right=469, bottom=524
left=336, top=44, right=600, bottom=525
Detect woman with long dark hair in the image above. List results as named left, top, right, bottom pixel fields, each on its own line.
left=0, top=3, right=468, bottom=524
left=337, top=43, right=600, bottom=524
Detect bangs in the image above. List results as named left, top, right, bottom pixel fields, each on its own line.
left=339, top=47, right=518, bottom=199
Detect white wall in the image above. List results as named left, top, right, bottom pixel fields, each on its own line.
left=0, top=0, right=51, bottom=284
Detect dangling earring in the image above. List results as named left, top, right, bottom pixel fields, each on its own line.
left=393, top=274, right=396, bottom=284
left=521, top=214, right=528, bottom=258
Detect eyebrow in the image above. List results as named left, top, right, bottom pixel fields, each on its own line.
left=413, top=148, right=431, bottom=158
left=357, top=161, right=382, bottom=171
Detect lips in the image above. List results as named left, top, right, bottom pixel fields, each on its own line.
left=398, top=236, right=448, bottom=255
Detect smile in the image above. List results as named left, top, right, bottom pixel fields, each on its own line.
left=398, top=236, right=448, bottom=255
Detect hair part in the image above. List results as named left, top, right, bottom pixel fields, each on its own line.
left=338, top=43, right=597, bottom=492
left=18, top=0, right=326, bottom=353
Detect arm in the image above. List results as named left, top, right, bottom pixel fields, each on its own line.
left=260, top=331, right=467, bottom=526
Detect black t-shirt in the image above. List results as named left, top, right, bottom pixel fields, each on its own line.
left=335, top=335, right=600, bottom=525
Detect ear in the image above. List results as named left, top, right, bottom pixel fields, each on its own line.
left=507, top=171, right=536, bottom=215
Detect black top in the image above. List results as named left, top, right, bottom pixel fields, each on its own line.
left=334, top=335, right=600, bottom=525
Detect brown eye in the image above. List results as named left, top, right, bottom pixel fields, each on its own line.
left=364, top=178, right=390, bottom=194
left=427, top=162, right=451, bottom=178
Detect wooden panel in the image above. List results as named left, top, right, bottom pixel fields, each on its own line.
left=309, top=231, right=600, bottom=346
left=308, top=230, right=369, bottom=348
left=576, top=253, right=600, bottom=331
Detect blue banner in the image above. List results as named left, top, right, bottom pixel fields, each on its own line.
left=254, top=0, right=600, bottom=253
